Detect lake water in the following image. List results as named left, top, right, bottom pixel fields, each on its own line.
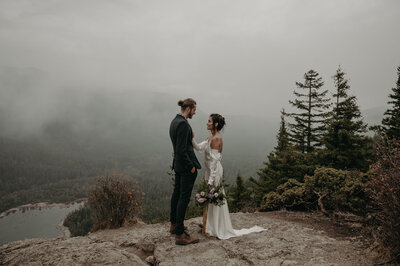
left=0, top=202, right=83, bottom=245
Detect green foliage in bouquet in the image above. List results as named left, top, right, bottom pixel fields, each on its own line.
left=195, top=179, right=226, bottom=206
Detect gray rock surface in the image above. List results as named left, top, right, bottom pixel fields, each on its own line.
left=0, top=212, right=372, bottom=265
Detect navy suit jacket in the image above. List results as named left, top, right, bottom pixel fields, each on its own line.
left=169, top=114, right=201, bottom=173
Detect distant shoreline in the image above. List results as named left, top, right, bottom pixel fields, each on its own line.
left=0, top=199, right=87, bottom=219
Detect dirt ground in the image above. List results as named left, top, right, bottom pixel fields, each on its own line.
left=263, top=210, right=367, bottom=239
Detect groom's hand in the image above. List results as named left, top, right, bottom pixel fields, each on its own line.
left=191, top=167, right=195, bottom=173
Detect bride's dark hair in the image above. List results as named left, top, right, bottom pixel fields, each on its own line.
left=210, top=113, right=226, bottom=131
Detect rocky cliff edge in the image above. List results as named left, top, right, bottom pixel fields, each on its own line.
left=0, top=211, right=372, bottom=265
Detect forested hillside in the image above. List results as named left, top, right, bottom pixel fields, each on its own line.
left=0, top=127, right=269, bottom=222
left=0, top=74, right=386, bottom=222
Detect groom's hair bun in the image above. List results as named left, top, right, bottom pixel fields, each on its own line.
left=178, top=98, right=196, bottom=110
left=210, top=113, right=226, bottom=131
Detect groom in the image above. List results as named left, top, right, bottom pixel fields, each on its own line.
left=169, top=98, right=201, bottom=245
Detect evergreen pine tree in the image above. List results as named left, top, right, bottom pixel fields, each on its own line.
left=320, top=67, right=372, bottom=171
left=288, top=70, right=331, bottom=153
left=251, top=110, right=314, bottom=205
left=382, top=66, right=400, bottom=140
left=276, top=109, right=290, bottom=153
left=228, top=171, right=249, bottom=212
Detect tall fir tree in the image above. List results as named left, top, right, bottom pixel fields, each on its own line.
left=320, top=67, right=372, bottom=171
left=251, top=110, right=314, bottom=205
left=228, top=171, right=249, bottom=212
left=276, top=109, right=290, bottom=153
left=288, top=70, right=331, bottom=153
left=381, top=66, right=400, bottom=140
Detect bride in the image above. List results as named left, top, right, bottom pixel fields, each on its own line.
left=192, top=113, right=266, bottom=240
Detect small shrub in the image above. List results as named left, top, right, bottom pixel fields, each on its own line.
left=260, top=192, right=282, bottom=211
left=261, top=179, right=306, bottom=211
left=89, top=173, right=142, bottom=231
left=304, top=167, right=369, bottom=215
left=280, top=179, right=306, bottom=208
left=368, top=136, right=400, bottom=261
left=260, top=169, right=369, bottom=214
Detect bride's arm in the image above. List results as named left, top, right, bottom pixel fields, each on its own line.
left=208, top=159, right=216, bottom=186
left=192, top=138, right=208, bottom=152
left=208, top=150, right=221, bottom=186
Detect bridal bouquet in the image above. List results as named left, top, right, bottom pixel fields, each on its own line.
left=195, top=180, right=226, bottom=206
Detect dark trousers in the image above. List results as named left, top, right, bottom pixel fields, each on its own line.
left=170, top=170, right=197, bottom=235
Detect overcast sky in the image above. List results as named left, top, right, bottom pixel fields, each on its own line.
left=1, top=0, right=399, bottom=122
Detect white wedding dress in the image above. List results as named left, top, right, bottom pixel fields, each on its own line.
left=192, top=138, right=266, bottom=240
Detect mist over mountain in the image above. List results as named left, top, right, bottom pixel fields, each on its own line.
left=0, top=63, right=390, bottom=223
left=0, top=65, right=388, bottom=177
left=0, top=66, right=279, bottom=182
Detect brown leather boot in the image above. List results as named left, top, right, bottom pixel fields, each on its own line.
left=175, top=231, right=199, bottom=245
left=170, top=224, right=188, bottom=234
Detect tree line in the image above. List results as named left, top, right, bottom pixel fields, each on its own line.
left=227, top=66, right=400, bottom=262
